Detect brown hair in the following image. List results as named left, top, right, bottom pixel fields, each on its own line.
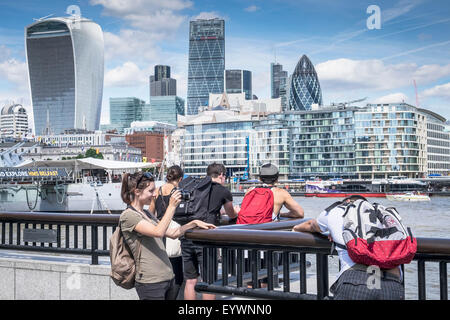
left=121, top=172, right=155, bottom=205
left=207, top=162, right=226, bottom=178
left=166, top=165, right=184, bottom=182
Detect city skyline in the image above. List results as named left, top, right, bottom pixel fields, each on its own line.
left=0, top=0, right=450, bottom=133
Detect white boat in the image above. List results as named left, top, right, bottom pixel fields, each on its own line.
left=0, top=157, right=162, bottom=214
left=386, top=192, right=431, bottom=202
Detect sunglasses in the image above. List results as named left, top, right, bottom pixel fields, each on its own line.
left=136, top=172, right=154, bottom=187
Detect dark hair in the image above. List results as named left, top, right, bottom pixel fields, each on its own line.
left=260, top=174, right=279, bottom=185
left=207, top=162, right=226, bottom=178
left=166, top=165, right=183, bottom=182
left=121, top=172, right=155, bottom=205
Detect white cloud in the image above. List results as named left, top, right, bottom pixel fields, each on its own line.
left=315, top=58, right=450, bottom=92
left=245, top=5, right=260, bottom=13
left=373, top=93, right=409, bottom=104
left=192, top=11, right=224, bottom=20
left=91, top=0, right=191, bottom=35
left=421, top=83, right=450, bottom=99
left=104, top=62, right=147, bottom=88
left=0, top=58, right=28, bottom=88
left=103, top=29, right=162, bottom=62
left=90, top=0, right=192, bottom=14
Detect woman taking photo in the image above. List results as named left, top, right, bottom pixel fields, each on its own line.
left=149, top=165, right=185, bottom=299
left=119, top=171, right=215, bottom=300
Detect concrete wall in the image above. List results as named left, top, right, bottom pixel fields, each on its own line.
left=0, top=258, right=138, bottom=300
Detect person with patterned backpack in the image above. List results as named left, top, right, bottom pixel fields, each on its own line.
left=292, top=195, right=417, bottom=300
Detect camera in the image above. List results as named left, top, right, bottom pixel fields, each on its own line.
left=171, top=188, right=191, bottom=201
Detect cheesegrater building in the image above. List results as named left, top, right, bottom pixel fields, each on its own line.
left=25, top=16, right=104, bottom=135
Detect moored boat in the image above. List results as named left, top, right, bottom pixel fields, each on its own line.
left=386, top=192, right=431, bottom=202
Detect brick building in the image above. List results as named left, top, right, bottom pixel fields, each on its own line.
left=125, top=131, right=165, bottom=163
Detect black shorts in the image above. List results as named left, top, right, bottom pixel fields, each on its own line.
left=135, top=278, right=177, bottom=300
left=181, top=238, right=205, bottom=280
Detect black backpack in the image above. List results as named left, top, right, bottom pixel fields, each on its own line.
left=173, top=176, right=213, bottom=225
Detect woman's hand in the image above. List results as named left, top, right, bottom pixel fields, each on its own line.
left=168, top=189, right=182, bottom=208
left=193, top=220, right=216, bottom=230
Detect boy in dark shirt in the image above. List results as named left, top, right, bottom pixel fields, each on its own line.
left=182, top=163, right=239, bottom=300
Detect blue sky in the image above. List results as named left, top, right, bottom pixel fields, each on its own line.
left=0, top=0, right=449, bottom=129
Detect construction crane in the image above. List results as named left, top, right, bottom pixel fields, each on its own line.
left=33, top=14, right=54, bottom=22
left=414, top=80, right=420, bottom=107
left=331, top=97, right=368, bottom=108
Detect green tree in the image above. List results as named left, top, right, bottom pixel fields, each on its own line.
left=85, top=148, right=104, bottom=159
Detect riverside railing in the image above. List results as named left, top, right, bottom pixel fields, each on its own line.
left=0, top=212, right=449, bottom=300
left=0, top=212, right=118, bottom=265
left=185, top=219, right=450, bottom=300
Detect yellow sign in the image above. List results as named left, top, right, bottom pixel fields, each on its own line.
left=142, top=157, right=147, bottom=163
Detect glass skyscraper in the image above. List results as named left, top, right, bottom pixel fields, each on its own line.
left=109, top=97, right=145, bottom=134
left=225, top=70, right=252, bottom=100
left=143, top=96, right=185, bottom=126
left=187, top=19, right=225, bottom=115
left=26, top=17, right=104, bottom=134
left=150, top=65, right=177, bottom=97
left=288, top=55, right=322, bottom=111
left=270, top=63, right=287, bottom=98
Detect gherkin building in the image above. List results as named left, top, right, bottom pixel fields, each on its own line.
left=288, top=55, right=323, bottom=111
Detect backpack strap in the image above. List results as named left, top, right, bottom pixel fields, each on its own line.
left=366, top=226, right=398, bottom=244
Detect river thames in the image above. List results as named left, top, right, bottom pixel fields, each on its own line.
left=233, top=195, right=450, bottom=300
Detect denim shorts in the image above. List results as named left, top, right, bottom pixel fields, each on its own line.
left=330, top=266, right=404, bottom=300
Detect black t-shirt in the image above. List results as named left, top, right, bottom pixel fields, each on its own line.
left=207, top=182, right=233, bottom=224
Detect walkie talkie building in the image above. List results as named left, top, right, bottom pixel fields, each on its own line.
left=288, top=55, right=323, bottom=111
left=25, top=17, right=104, bottom=134
left=187, top=18, right=225, bottom=115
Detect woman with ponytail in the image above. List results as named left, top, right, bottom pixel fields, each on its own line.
left=119, top=171, right=215, bottom=300
left=148, top=165, right=185, bottom=298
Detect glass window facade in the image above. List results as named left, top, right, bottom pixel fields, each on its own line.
left=109, top=97, right=145, bottom=134
left=288, top=55, right=323, bottom=111
left=26, top=18, right=104, bottom=135
left=187, top=19, right=225, bottom=115
left=354, top=103, right=428, bottom=178
left=143, top=96, right=185, bottom=126
left=225, top=70, right=252, bottom=100
left=183, top=121, right=253, bottom=176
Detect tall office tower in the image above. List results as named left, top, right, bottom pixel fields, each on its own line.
left=154, top=65, right=171, bottom=81
left=150, top=65, right=177, bottom=97
left=225, top=70, right=252, bottom=100
left=187, top=18, right=225, bottom=115
left=109, top=97, right=145, bottom=134
left=25, top=17, right=104, bottom=135
left=288, top=55, right=323, bottom=111
left=270, top=63, right=287, bottom=98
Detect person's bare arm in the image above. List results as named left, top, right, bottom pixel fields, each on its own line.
left=279, top=191, right=304, bottom=218
left=148, top=197, right=156, bottom=215
left=134, top=191, right=181, bottom=238
left=292, top=219, right=321, bottom=233
left=223, top=201, right=239, bottom=218
left=165, top=220, right=216, bottom=239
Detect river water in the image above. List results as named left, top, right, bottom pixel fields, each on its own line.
left=233, top=195, right=450, bottom=300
